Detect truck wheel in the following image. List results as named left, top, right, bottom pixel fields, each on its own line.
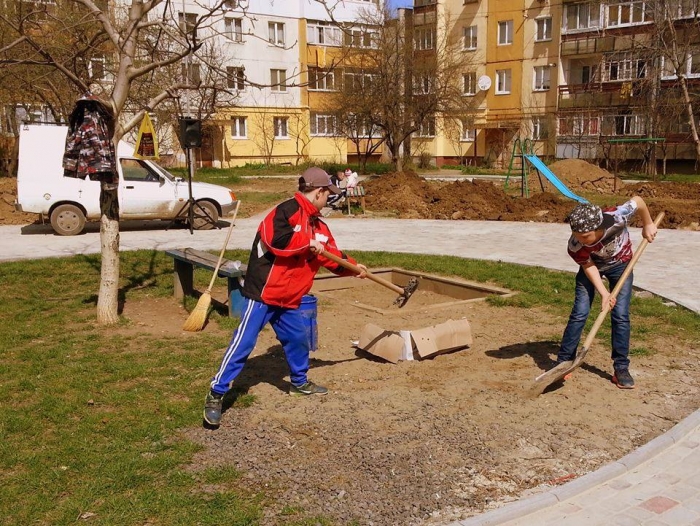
left=50, top=204, right=86, bottom=236
left=191, top=201, right=218, bottom=230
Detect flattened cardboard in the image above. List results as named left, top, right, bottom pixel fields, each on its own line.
left=357, top=323, right=404, bottom=364
left=358, top=319, right=472, bottom=363
left=411, top=319, right=472, bottom=359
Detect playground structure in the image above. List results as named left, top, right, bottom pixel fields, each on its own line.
left=506, top=138, right=588, bottom=203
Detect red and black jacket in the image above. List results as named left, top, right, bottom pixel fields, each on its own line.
left=242, top=192, right=358, bottom=308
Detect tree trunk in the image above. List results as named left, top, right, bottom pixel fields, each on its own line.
left=96, top=182, right=120, bottom=325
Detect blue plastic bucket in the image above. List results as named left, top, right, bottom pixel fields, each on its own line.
left=299, top=294, right=318, bottom=352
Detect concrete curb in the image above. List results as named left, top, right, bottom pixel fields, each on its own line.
left=450, top=409, right=700, bottom=526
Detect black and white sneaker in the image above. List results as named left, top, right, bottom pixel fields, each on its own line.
left=290, top=381, right=328, bottom=396
left=612, top=368, right=635, bottom=389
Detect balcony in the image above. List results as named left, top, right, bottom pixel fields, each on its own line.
left=561, top=36, right=615, bottom=56
left=558, top=82, right=632, bottom=109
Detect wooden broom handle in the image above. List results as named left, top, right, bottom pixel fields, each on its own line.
left=319, top=249, right=405, bottom=295
left=205, top=201, right=241, bottom=293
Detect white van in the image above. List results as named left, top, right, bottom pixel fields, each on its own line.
left=15, top=124, right=238, bottom=235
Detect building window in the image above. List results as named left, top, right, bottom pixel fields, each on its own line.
left=607, top=1, right=651, bottom=27
left=461, top=120, right=475, bottom=141
left=268, top=22, right=285, bottom=46
left=661, top=51, right=700, bottom=79
left=535, top=17, right=552, bottom=41
left=343, top=69, right=376, bottom=91
left=226, top=67, right=245, bottom=90
left=274, top=117, right=288, bottom=138
left=271, top=69, right=287, bottom=91
left=413, top=75, right=432, bottom=95
left=231, top=116, right=246, bottom=138
left=532, top=117, right=549, bottom=140
left=415, top=117, right=436, bottom=138
left=559, top=114, right=600, bottom=136
left=89, top=57, right=106, bottom=81
left=603, top=54, right=647, bottom=81
left=498, top=20, right=513, bottom=45
left=463, top=25, right=477, bottom=50
left=533, top=66, right=551, bottom=91
left=344, top=27, right=377, bottom=48
left=308, top=67, right=335, bottom=90
left=225, top=17, right=243, bottom=42
left=463, top=72, right=477, bottom=95
left=181, top=62, right=201, bottom=84
left=496, top=69, right=511, bottom=94
left=310, top=113, right=337, bottom=136
left=414, top=26, right=436, bottom=50
left=307, top=21, right=342, bottom=46
left=564, top=3, right=601, bottom=31
left=602, top=114, right=645, bottom=135
left=178, top=12, right=198, bottom=38
left=222, top=0, right=238, bottom=8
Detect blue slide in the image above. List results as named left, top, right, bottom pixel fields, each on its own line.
left=523, top=154, right=588, bottom=204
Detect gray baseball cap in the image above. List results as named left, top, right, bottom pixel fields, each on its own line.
left=301, top=167, right=341, bottom=194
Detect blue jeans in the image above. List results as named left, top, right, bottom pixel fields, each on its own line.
left=558, top=262, right=633, bottom=370
left=210, top=297, right=311, bottom=394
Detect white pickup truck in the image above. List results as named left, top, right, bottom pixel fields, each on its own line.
left=15, top=124, right=238, bottom=235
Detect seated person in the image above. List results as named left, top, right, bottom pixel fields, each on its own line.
left=327, top=170, right=347, bottom=208
left=344, top=168, right=359, bottom=189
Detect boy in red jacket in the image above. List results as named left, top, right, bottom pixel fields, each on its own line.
left=204, top=167, right=366, bottom=427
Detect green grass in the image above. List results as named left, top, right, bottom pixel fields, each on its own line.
left=0, top=250, right=697, bottom=525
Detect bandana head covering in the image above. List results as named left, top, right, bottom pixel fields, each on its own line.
left=568, top=203, right=603, bottom=233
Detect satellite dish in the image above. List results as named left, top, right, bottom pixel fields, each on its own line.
left=477, top=75, right=492, bottom=91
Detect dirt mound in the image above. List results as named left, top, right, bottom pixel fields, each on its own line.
left=546, top=158, right=623, bottom=194
left=364, top=171, right=574, bottom=223
left=0, top=176, right=38, bottom=225
left=623, top=181, right=700, bottom=200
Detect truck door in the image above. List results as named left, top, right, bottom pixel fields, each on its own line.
left=119, top=158, right=181, bottom=218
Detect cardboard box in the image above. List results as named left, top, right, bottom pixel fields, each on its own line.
left=357, top=319, right=472, bottom=363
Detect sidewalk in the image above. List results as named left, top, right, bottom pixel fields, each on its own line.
left=0, top=219, right=699, bottom=525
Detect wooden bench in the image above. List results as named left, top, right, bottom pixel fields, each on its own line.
left=165, top=248, right=247, bottom=317
left=346, top=185, right=366, bottom=215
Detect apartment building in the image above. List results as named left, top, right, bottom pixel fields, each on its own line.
left=201, top=0, right=383, bottom=167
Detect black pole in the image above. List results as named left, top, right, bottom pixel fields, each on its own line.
left=186, top=147, right=194, bottom=235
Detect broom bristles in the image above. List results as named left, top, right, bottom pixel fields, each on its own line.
left=182, top=291, right=212, bottom=332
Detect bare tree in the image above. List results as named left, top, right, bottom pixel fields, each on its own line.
left=0, top=0, right=246, bottom=323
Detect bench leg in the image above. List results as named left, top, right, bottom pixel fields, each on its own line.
left=227, top=277, right=245, bottom=317
left=173, top=260, right=194, bottom=300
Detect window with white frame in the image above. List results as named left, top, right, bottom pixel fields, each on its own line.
left=415, top=117, right=436, bottom=137
left=496, top=69, right=512, bottom=94
left=181, top=62, right=201, bottom=84
left=661, top=51, right=700, bottom=78
left=559, top=114, right=600, bottom=136
left=463, top=72, right=477, bottom=95
left=226, top=66, right=245, bottom=90
left=602, top=114, right=645, bottom=135
left=343, top=70, right=376, bottom=91
left=268, top=22, right=285, bottom=46
left=581, top=64, right=599, bottom=84
left=564, top=3, right=601, bottom=31
left=347, top=114, right=376, bottom=138
left=89, top=57, right=107, bottom=81
left=498, top=20, right=513, bottom=45
left=607, top=1, right=651, bottom=27
left=307, top=21, right=342, bottom=46
left=602, top=54, right=647, bottom=81
left=414, top=26, right=436, bottom=50
left=231, top=116, right=246, bottom=138
left=532, top=116, right=549, bottom=140
left=310, top=113, right=337, bottom=136
left=222, top=0, right=238, bottom=8
left=225, top=17, right=243, bottom=42
left=308, top=67, right=335, bottom=90
left=413, top=75, right=432, bottom=94
left=344, top=27, right=377, bottom=48
left=179, top=12, right=198, bottom=37
left=675, top=0, right=700, bottom=18
left=271, top=69, right=287, bottom=91
left=274, top=117, right=288, bottom=138
left=463, top=25, right=477, bottom=50
left=533, top=66, right=551, bottom=91
left=535, top=17, right=552, bottom=41
left=461, top=120, right=475, bottom=141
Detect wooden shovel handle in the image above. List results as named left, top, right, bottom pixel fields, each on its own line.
left=319, top=249, right=404, bottom=295
left=580, top=211, right=664, bottom=350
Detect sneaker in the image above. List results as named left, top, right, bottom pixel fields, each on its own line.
left=612, top=368, right=635, bottom=389
left=290, top=381, right=328, bottom=396
left=203, top=391, right=224, bottom=426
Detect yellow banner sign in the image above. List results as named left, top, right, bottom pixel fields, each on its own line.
left=134, top=113, right=159, bottom=160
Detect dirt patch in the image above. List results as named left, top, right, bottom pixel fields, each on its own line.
left=139, top=276, right=700, bottom=526
left=0, top=176, right=38, bottom=225
left=361, top=170, right=700, bottom=230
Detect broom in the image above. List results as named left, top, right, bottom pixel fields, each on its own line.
left=182, top=200, right=241, bottom=332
